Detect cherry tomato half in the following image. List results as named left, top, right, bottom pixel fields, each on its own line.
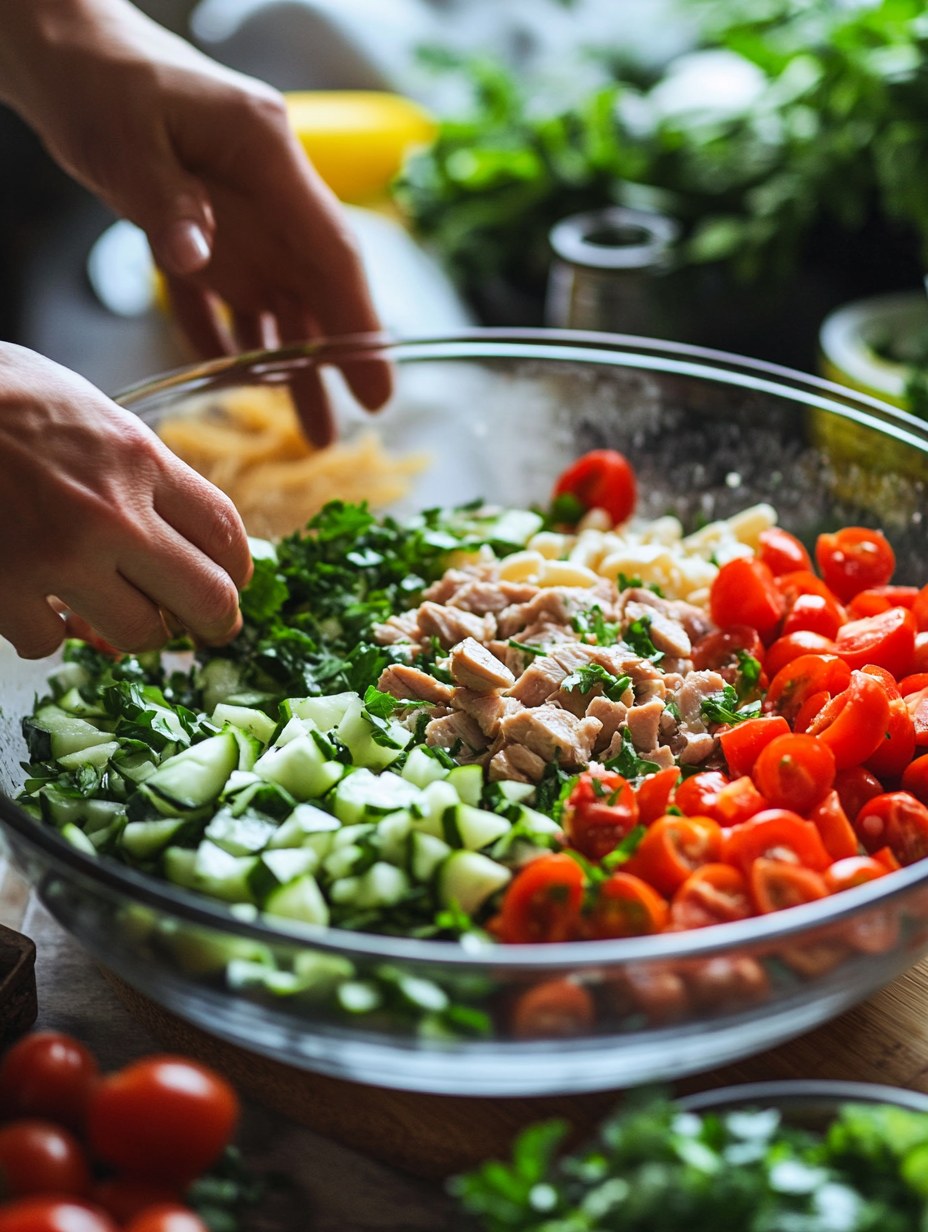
left=587, top=872, right=669, bottom=939
left=510, top=980, right=595, bottom=1040
left=124, top=1207, right=208, bottom=1232
left=855, top=792, right=928, bottom=865
left=849, top=586, right=919, bottom=620
left=553, top=450, right=636, bottom=525
left=87, top=1058, right=238, bottom=1186
left=824, top=856, right=888, bottom=894
left=906, top=686, right=928, bottom=748
left=0, top=1200, right=116, bottom=1232
left=752, top=733, right=835, bottom=816
left=634, top=767, right=680, bottom=827
left=0, top=1034, right=98, bottom=1132
left=902, top=754, right=928, bottom=807
left=757, top=527, right=812, bottom=576
left=0, top=1121, right=90, bottom=1200
left=834, top=766, right=883, bottom=823
left=710, top=558, right=784, bottom=642
left=719, top=716, right=790, bottom=779
left=899, top=673, right=928, bottom=697
left=794, top=689, right=830, bottom=734
left=670, top=864, right=753, bottom=930
left=816, top=527, right=895, bottom=602
left=834, top=607, right=916, bottom=679
left=782, top=593, right=843, bottom=641
left=806, top=670, right=891, bottom=770
left=711, top=777, right=769, bottom=827
left=864, top=692, right=916, bottom=780
left=691, top=625, right=765, bottom=674
left=751, top=858, right=829, bottom=914
left=497, top=854, right=587, bottom=944
left=674, top=771, right=729, bottom=819
left=912, top=583, right=928, bottom=632
left=807, top=790, right=859, bottom=861
left=776, top=570, right=846, bottom=622
left=564, top=772, right=639, bottom=862
left=764, top=631, right=837, bottom=680
left=765, top=654, right=850, bottom=724
left=624, top=815, right=722, bottom=898
left=721, top=809, right=832, bottom=873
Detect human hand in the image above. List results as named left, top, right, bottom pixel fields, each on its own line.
left=0, top=0, right=392, bottom=446
left=0, top=344, right=252, bottom=659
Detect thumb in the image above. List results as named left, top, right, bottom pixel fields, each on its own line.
left=125, top=152, right=216, bottom=277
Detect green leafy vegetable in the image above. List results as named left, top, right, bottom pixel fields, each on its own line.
left=735, top=649, right=763, bottom=703
left=508, top=639, right=547, bottom=657
left=561, top=663, right=631, bottom=701
left=701, top=683, right=763, bottom=726
left=623, top=615, right=664, bottom=664
left=603, top=730, right=661, bottom=781
left=601, top=823, right=647, bottom=870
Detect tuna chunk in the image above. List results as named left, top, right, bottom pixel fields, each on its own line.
left=587, top=696, right=628, bottom=753
left=377, top=665, right=453, bottom=706
left=450, top=638, right=515, bottom=693
left=373, top=610, right=420, bottom=645
left=506, top=656, right=568, bottom=707
left=448, top=579, right=540, bottom=615
left=619, top=588, right=714, bottom=644
left=676, top=670, right=727, bottom=731
left=624, top=601, right=692, bottom=659
left=678, top=732, right=716, bottom=765
left=604, top=730, right=676, bottom=771
left=451, top=689, right=522, bottom=739
left=489, top=744, right=548, bottom=784
left=422, top=569, right=472, bottom=605
left=416, top=602, right=496, bottom=650
left=497, top=588, right=599, bottom=639
left=425, top=711, right=489, bottom=757
left=499, top=705, right=601, bottom=768
left=626, top=698, right=665, bottom=753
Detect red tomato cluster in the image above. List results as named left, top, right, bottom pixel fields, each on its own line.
left=495, top=522, right=928, bottom=944
left=0, top=1033, right=238, bottom=1232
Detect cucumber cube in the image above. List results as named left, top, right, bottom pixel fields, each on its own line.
left=261, top=847, right=319, bottom=888
left=255, top=736, right=343, bottom=801
left=497, top=781, right=536, bottom=805
left=411, top=779, right=460, bottom=839
left=337, top=697, right=411, bottom=770
left=410, top=831, right=451, bottom=883
left=291, top=692, right=357, bottom=732
left=264, top=874, right=329, bottom=927
left=163, top=846, right=198, bottom=888
left=60, top=823, right=96, bottom=857
left=333, top=770, right=421, bottom=826
left=353, top=862, right=409, bottom=909
left=266, top=804, right=340, bottom=855
left=376, top=810, right=413, bottom=865
left=146, top=732, right=239, bottom=810
left=212, top=703, right=277, bottom=745
left=439, top=851, right=511, bottom=914
left=121, top=818, right=189, bottom=860
left=443, top=804, right=510, bottom=851
left=193, top=841, right=259, bottom=903
left=205, top=809, right=277, bottom=857
left=446, top=764, right=484, bottom=806
left=402, top=746, right=449, bottom=789
left=56, top=741, right=119, bottom=772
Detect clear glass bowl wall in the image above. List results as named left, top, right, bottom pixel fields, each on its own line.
left=3, top=331, right=928, bottom=1097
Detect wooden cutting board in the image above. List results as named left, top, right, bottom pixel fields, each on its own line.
left=102, top=956, right=928, bottom=1179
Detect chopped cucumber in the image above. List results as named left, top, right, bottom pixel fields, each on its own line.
left=266, top=804, right=339, bottom=856
left=487, top=508, right=544, bottom=548
left=146, top=732, right=238, bottom=810
left=402, top=746, right=449, bottom=789
left=410, top=831, right=451, bottom=882
left=40, top=788, right=88, bottom=830
left=264, top=874, right=329, bottom=927
left=82, top=799, right=126, bottom=835
left=411, top=779, right=459, bottom=839
left=260, top=847, right=319, bottom=889
left=323, top=843, right=366, bottom=880
left=39, top=711, right=113, bottom=760
left=274, top=715, right=315, bottom=747
left=346, top=862, right=409, bottom=910
left=221, top=724, right=262, bottom=772
left=57, top=741, right=119, bottom=772
left=255, top=736, right=343, bottom=801
left=163, top=846, right=198, bottom=889
left=447, top=764, right=483, bottom=807
left=57, top=687, right=107, bottom=718
left=337, top=697, right=411, bottom=770
left=110, top=747, right=158, bottom=786
left=497, top=780, right=536, bottom=806
left=516, top=806, right=563, bottom=837
left=333, top=769, right=421, bottom=826
left=121, top=818, right=189, bottom=860
left=377, top=810, right=413, bottom=865
left=439, top=851, right=511, bottom=914
left=49, top=662, right=90, bottom=695
left=193, top=841, right=258, bottom=903
left=290, top=692, right=356, bottom=732
left=211, top=703, right=276, bottom=745
left=292, top=951, right=355, bottom=998
left=443, top=804, right=511, bottom=851
left=199, top=658, right=248, bottom=713
left=205, top=809, right=277, bottom=857
left=61, top=823, right=96, bottom=856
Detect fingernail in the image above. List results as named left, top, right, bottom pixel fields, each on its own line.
left=160, top=220, right=211, bottom=275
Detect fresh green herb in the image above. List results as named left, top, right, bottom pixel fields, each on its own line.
left=664, top=698, right=681, bottom=721
left=562, top=663, right=631, bottom=701
left=617, top=572, right=645, bottom=592
left=603, top=730, right=661, bottom=781
left=362, top=685, right=430, bottom=719
left=533, top=758, right=577, bottom=822
left=701, top=683, right=762, bottom=726
left=508, top=639, right=547, bottom=657
left=735, top=649, right=763, bottom=703
left=548, top=491, right=586, bottom=525
left=623, top=615, right=664, bottom=664
left=572, top=606, right=621, bottom=647
left=602, top=824, right=647, bottom=870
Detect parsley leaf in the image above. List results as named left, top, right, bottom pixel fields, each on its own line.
left=362, top=685, right=430, bottom=719
left=562, top=663, right=631, bottom=701
left=624, top=615, right=664, bottom=664
left=533, top=758, right=577, bottom=822
left=572, top=606, right=621, bottom=647
left=508, top=639, right=547, bottom=657
left=700, top=684, right=762, bottom=726
left=602, top=824, right=647, bottom=870
left=604, top=730, right=661, bottom=781
left=735, top=649, right=763, bottom=703
left=549, top=491, right=586, bottom=525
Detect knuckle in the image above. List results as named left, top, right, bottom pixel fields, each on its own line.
left=17, top=626, right=65, bottom=661
left=114, top=613, right=167, bottom=655
left=190, top=568, right=240, bottom=630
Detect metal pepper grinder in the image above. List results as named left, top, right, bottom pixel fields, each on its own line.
left=545, top=205, right=680, bottom=335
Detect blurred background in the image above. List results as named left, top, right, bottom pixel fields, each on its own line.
left=5, top=0, right=928, bottom=410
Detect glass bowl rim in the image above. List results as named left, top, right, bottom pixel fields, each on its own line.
left=677, top=1078, right=928, bottom=1116
left=4, top=327, right=928, bottom=971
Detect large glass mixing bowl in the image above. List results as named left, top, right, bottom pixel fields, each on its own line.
left=3, top=330, right=928, bottom=1097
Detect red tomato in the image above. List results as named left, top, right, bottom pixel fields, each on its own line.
left=721, top=809, right=832, bottom=873
left=669, top=864, right=753, bottom=930
left=91, top=1181, right=180, bottom=1227
left=752, top=733, right=835, bottom=816
left=914, top=632, right=928, bottom=673
left=899, top=673, right=928, bottom=697
left=552, top=450, right=636, bottom=525
left=757, top=527, right=812, bottom=576
left=0, top=1121, right=90, bottom=1200
left=623, top=815, right=722, bottom=898
left=510, top=980, right=595, bottom=1039
left=765, top=654, right=851, bottom=724
left=782, top=594, right=842, bottom=641
left=711, top=777, right=769, bottom=827
left=564, top=771, right=639, bottom=862
left=751, top=858, right=829, bottom=913
left=816, top=527, right=896, bottom=603
left=824, top=856, right=888, bottom=894
left=849, top=586, right=919, bottom=620
left=807, top=790, right=859, bottom=861
left=912, top=583, right=928, bottom=632
left=834, top=767, right=883, bottom=823
left=691, top=625, right=765, bottom=674
left=873, top=846, right=902, bottom=872
left=587, top=872, right=668, bottom=939
left=794, top=689, right=830, bottom=734
left=124, top=1207, right=208, bottom=1232
left=634, top=767, right=679, bottom=827
left=906, top=686, right=928, bottom=747
left=865, top=694, right=916, bottom=780
left=764, top=632, right=837, bottom=680
left=719, top=716, right=790, bottom=778
left=776, top=570, right=846, bottom=620
left=0, top=1035, right=98, bottom=1132
left=0, top=1200, right=116, bottom=1232
left=901, top=754, right=928, bottom=806
left=674, top=771, right=729, bottom=819
left=806, top=670, right=891, bottom=770
left=86, top=1059, right=238, bottom=1186
left=710, top=558, right=784, bottom=643
left=855, top=792, right=928, bottom=865
left=834, top=607, right=916, bottom=679
left=498, top=854, right=587, bottom=944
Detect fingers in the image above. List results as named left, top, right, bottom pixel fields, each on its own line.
left=274, top=299, right=334, bottom=448
left=58, top=575, right=169, bottom=656
left=0, top=599, right=66, bottom=660
left=164, top=276, right=233, bottom=359
left=232, top=310, right=277, bottom=353
left=153, top=459, right=253, bottom=591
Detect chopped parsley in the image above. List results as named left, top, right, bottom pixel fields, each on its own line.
left=508, top=639, right=547, bottom=657
left=571, top=606, right=621, bottom=647
left=561, top=664, right=631, bottom=701
left=603, top=730, right=661, bottom=781
left=623, top=615, right=664, bottom=664
left=701, top=684, right=763, bottom=726
left=735, top=649, right=763, bottom=703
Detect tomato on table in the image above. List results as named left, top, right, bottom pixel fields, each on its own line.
left=824, top=856, right=888, bottom=894
left=710, top=557, right=784, bottom=642
left=634, top=766, right=679, bottom=826
left=0, top=1200, right=116, bottom=1232
left=849, top=586, right=919, bottom=620
left=806, top=670, right=891, bottom=770
left=855, top=792, right=928, bottom=865
left=782, top=594, right=843, bottom=641
left=834, top=766, right=883, bottom=822
left=0, top=1120, right=90, bottom=1199
left=816, top=526, right=896, bottom=602
left=510, top=979, right=595, bottom=1039
left=564, top=771, right=638, bottom=862
left=721, top=809, right=832, bottom=873
left=765, top=653, right=850, bottom=724
left=552, top=449, right=636, bottom=525
left=497, top=854, right=587, bottom=944
left=586, top=872, right=668, bottom=939
left=124, top=1207, right=208, bottom=1232
left=87, top=1057, right=238, bottom=1186
left=757, top=527, right=812, bottom=576
left=623, top=815, right=722, bottom=898
left=752, top=733, right=835, bottom=816
left=834, top=607, right=916, bottom=679
left=0, top=1033, right=98, bottom=1131
left=691, top=625, right=765, bottom=674
left=807, top=790, right=859, bottom=861
left=902, top=754, right=928, bottom=806
left=719, top=716, right=790, bottom=778
left=751, top=858, right=829, bottom=913
left=674, top=771, right=729, bottom=819
left=670, top=864, right=753, bottom=930
left=764, top=631, right=837, bottom=680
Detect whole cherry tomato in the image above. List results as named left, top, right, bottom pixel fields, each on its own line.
left=124, top=1207, right=208, bottom=1232
left=719, top=716, right=790, bottom=779
left=634, top=767, right=679, bottom=827
left=764, top=631, right=837, bottom=680
left=0, top=1120, right=90, bottom=1201
left=752, top=733, right=835, bottom=816
left=914, top=632, right=928, bottom=673
left=806, top=670, right=891, bottom=770
left=902, top=754, right=928, bottom=806
left=807, top=790, right=859, bottom=861
left=750, top=858, right=829, bottom=913
left=757, top=527, right=812, bottom=576
left=834, top=607, right=916, bottom=679
left=674, top=771, right=729, bottom=819
left=564, top=771, right=638, bottom=862
left=765, top=654, right=850, bottom=724
left=670, top=864, right=753, bottom=930
left=586, top=872, right=668, bottom=939
left=87, top=1058, right=238, bottom=1186
left=710, top=558, right=784, bottom=642
left=497, top=854, right=587, bottom=944
left=0, top=1034, right=98, bottom=1132
left=899, top=673, right=928, bottom=697
left=552, top=450, right=636, bottom=525
left=0, top=1200, right=116, bottom=1232
left=849, top=586, right=919, bottom=620
left=782, top=593, right=842, bottom=641
left=92, top=1180, right=181, bottom=1227
left=624, top=815, right=722, bottom=898
left=691, top=625, right=765, bottom=674
left=824, top=856, right=888, bottom=894
left=510, top=980, right=594, bottom=1040
left=816, top=526, right=896, bottom=603
left=855, top=792, right=928, bottom=865
left=721, top=809, right=832, bottom=873
left=834, top=767, right=883, bottom=823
